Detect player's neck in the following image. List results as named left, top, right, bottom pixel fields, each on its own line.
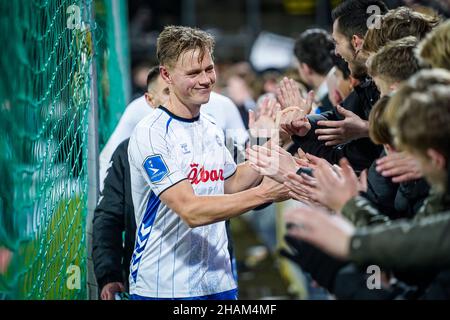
left=165, top=96, right=200, bottom=119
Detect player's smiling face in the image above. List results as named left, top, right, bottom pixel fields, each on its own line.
left=167, top=48, right=216, bottom=108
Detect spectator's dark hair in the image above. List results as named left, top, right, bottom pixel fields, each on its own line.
left=294, top=29, right=335, bottom=76
left=331, top=53, right=351, bottom=80
left=146, top=66, right=161, bottom=89
left=332, top=0, right=388, bottom=40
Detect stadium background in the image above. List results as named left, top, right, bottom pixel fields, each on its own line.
left=2, top=0, right=446, bottom=300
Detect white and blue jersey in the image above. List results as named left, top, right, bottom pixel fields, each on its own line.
left=128, top=106, right=238, bottom=298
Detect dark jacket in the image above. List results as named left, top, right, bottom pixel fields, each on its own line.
left=363, top=151, right=399, bottom=220
left=394, top=178, right=430, bottom=220
left=348, top=166, right=450, bottom=272
left=316, top=93, right=333, bottom=114
left=92, top=139, right=137, bottom=291
left=291, top=77, right=382, bottom=172
left=359, top=150, right=430, bottom=223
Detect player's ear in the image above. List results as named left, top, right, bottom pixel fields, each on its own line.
left=160, top=66, right=172, bottom=85
left=144, top=92, right=156, bottom=108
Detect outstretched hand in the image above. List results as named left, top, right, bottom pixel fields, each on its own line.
left=284, top=205, right=355, bottom=260
left=247, top=143, right=299, bottom=184
left=376, top=151, right=423, bottom=183
left=316, top=105, right=368, bottom=146
left=258, top=176, right=291, bottom=203
left=276, top=77, right=315, bottom=114
left=311, top=158, right=363, bottom=211
left=248, top=96, right=281, bottom=138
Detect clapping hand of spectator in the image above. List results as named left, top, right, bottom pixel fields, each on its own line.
left=247, top=143, right=299, bottom=184
left=285, top=158, right=367, bottom=211
left=284, top=171, right=318, bottom=204
left=316, top=105, right=369, bottom=146
left=248, top=95, right=281, bottom=138
left=276, top=77, right=315, bottom=114
left=376, top=151, right=423, bottom=183
left=284, top=205, right=355, bottom=260
left=278, top=107, right=312, bottom=138
left=296, top=150, right=323, bottom=170
left=283, top=154, right=330, bottom=204
left=310, top=158, right=367, bottom=212
left=275, top=77, right=314, bottom=138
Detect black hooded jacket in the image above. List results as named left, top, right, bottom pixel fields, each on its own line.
left=92, top=139, right=136, bottom=291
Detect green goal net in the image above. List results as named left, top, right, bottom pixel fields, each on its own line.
left=0, top=0, right=95, bottom=299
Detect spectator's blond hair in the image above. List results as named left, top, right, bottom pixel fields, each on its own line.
left=363, top=7, right=440, bottom=54
left=385, top=69, right=450, bottom=158
left=418, top=19, right=450, bottom=70
left=369, top=95, right=392, bottom=145
left=157, top=26, right=215, bottom=68
left=367, top=36, right=421, bottom=84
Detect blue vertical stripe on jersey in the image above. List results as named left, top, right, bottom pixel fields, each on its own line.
left=165, top=117, right=173, bottom=135
left=172, top=217, right=180, bottom=297
left=130, top=191, right=161, bottom=283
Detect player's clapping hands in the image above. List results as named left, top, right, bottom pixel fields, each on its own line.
left=257, top=176, right=291, bottom=203
left=247, top=143, right=300, bottom=184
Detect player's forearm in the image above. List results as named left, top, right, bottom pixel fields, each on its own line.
left=225, top=162, right=262, bottom=194
left=181, top=186, right=269, bottom=227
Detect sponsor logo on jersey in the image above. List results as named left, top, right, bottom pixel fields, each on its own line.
left=180, top=143, right=191, bottom=154
left=143, top=155, right=169, bottom=183
left=187, top=163, right=224, bottom=185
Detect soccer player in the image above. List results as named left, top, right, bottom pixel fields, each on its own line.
left=99, top=69, right=248, bottom=190
left=127, top=26, right=289, bottom=300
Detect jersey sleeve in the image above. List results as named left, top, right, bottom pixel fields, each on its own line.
left=223, top=138, right=237, bottom=179
left=129, top=126, right=187, bottom=196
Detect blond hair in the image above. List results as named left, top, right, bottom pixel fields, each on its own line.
left=418, top=19, right=450, bottom=70
left=157, top=26, right=215, bottom=68
left=363, top=7, right=440, bottom=53
left=385, top=69, right=450, bottom=158
left=368, top=36, right=421, bottom=83
left=369, top=95, right=392, bottom=145
left=395, top=85, right=450, bottom=159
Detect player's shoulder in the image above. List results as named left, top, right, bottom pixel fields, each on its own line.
left=135, top=107, right=169, bottom=130
left=208, top=91, right=236, bottom=107
left=130, top=108, right=170, bottom=142
left=200, top=111, right=217, bottom=126
left=124, top=96, right=151, bottom=116
left=127, top=95, right=147, bottom=107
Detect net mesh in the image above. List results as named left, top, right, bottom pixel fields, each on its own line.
left=0, top=0, right=94, bottom=299
left=94, top=0, right=130, bottom=150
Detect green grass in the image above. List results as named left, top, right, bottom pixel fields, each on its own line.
left=2, top=195, right=87, bottom=300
